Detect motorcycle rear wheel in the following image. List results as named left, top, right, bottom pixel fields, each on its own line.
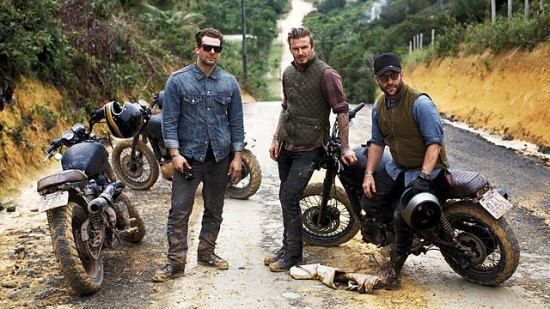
left=116, top=193, right=146, bottom=243
left=226, top=149, right=262, bottom=199
left=112, top=140, right=159, bottom=190
left=46, top=202, right=103, bottom=295
left=440, top=202, right=520, bottom=286
left=300, top=182, right=360, bottom=247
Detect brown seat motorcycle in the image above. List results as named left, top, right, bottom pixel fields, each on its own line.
left=37, top=102, right=146, bottom=295
left=300, top=103, right=520, bottom=286
left=110, top=92, right=261, bottom=199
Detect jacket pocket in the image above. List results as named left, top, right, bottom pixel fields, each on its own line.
left=183, top=93, right=202, bottom=105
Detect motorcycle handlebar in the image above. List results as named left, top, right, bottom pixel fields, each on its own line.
left=348, top=102, right=366, bottom=120
left=43, top=139, right=61, bottom=161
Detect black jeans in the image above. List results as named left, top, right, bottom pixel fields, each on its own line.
left=368, top=168, right=441, bottom=256
left=276, top=146, right=322, bottom=258
left=166, top=155, right=230, bottom=265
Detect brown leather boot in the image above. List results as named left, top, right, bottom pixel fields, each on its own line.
left=375, top=252, right=408, bottom=290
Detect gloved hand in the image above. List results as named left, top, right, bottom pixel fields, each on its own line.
left=408, top=175, right=431, bottom=193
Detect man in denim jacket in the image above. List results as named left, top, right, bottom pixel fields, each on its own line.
left=153, top=28, right=244, bottom=282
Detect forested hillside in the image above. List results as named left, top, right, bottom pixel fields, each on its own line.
left=0, top=0, right=289, bottom=196
left=304, top=0, right=549, bottom=103
left=1, top=0, right=548, bottom=197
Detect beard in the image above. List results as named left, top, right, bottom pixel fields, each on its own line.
left=382, top=81, right=403, bottom=98
left=199, top=54, right=217, bottom=67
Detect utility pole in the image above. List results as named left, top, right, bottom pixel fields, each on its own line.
left=491, top=0, right=500, bottom=25
left=241, top=0, right=248, bottom=76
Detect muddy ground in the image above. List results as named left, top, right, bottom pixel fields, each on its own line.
left=1, top=101, right=549, bottom=309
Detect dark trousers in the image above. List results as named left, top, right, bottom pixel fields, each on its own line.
left=277, top=147, right=322, bottom=257
left=368, top=168, right=413, bottom=256
left=166, top=155, right=230, bottom=265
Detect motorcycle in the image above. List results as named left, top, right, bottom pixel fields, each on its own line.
left=36, top=106, right=146, bottom=295
left=299, top=102, right=520, bottom=286
left=110, top=92, right=262, bottom=199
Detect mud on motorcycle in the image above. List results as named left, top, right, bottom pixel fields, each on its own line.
left=37, top=104, right=146, bottom=295
left=299, top=103, right=520, bottom=286
left=110, top=92, right=262, bottom=199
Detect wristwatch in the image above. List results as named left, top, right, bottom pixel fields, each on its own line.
left=419, top=171, right=432, bottom=181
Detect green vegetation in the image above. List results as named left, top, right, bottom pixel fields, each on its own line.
left=0, top=0, right=290, bottom=123
left=304, top=0, right=549, bottom=103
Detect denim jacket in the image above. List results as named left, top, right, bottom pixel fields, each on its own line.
left=162, top=62, right=245, bottom=162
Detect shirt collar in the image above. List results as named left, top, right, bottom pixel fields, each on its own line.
left=192, top=61, right=220, bottom=80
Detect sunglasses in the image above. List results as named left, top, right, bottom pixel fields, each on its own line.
left=201, top=44, right=223, bottom=53
left=377, top=72, right=400, bottom=83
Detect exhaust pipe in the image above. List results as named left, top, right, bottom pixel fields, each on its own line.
left=87, top=181, right=125, bottom=213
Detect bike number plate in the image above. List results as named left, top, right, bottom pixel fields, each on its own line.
left=479, top=189, right=513, bottom=219
left=39, top=191, right=69, bottom=212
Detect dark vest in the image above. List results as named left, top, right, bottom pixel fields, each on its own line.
left=279, top=57, right=331, bottom=147
left=375, top=84, right=449, bottom=170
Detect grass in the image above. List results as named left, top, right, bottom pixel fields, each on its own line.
left=264, top=42, right=284, bottom=102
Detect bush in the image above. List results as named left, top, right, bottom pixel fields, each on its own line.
left=0, top=0, right=71, bottom=80
left=465, top=13, right=550, bottom=54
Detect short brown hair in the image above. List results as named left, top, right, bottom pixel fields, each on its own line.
left=287, top=27, right=314, bottom=47
left=195, top=28, right=224, bottom=47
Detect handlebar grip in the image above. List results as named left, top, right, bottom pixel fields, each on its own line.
left=348, top=102, right=366, bottom=120
left=46, top=139, right=61, bottom=154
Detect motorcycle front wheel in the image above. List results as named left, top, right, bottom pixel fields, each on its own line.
left=300, top=182, right=360, bottom=247
left=112, top=140, right=159, bottom=190
left=440, top=201, right=520, bottom=286
left=226, top=149, right=262, bottom=199
left=46, top=202, right=103, bottom=295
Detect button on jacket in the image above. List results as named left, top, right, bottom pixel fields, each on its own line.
left=162, top=62, right=245, bottom=162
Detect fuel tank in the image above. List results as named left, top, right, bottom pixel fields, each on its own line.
left=61, top=142, right=109, bottom=177
left=148, top=113, right=163, bottom=139
left=339, top=145, right=392, bottom=188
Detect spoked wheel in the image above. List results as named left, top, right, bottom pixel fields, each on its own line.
left=440, top=202, right=520, bottom=286
left=300, top=182, right=360, bottom=247
left=115, top=193, right=146, bottom=243
left=46, top=201, right=104, bottom=295
left=226, top=149, right=262, bottom=199
left=112, top=140, right=159, bottom=190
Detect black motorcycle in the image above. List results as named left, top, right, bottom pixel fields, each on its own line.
left=111, top=92, right=262, bottom=199
left=37, top=106, right=146, bottom=295
left=299, top=103, right=520, bottom=286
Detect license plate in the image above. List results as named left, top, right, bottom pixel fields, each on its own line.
left=479, top=189, right=513, bottom=219
left=39, top=191, right=69, bottom=212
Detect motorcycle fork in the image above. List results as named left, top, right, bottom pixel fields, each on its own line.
left=129, top=134, right=143, bottom=166
left=317, top=165, right=338, bottom=225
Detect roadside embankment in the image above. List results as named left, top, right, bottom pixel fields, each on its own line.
left=407, top=42, right=550, bottom=150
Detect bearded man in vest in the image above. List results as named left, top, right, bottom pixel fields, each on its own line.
left=265, top=27, right=357, bottom=272
left=362, top=52, right=450, bottom=289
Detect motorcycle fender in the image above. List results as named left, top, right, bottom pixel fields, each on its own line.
left=479, top=189, right=513, bottom=219
left=39, top=190, right=69, bottom=212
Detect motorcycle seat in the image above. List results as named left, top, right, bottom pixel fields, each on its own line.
left=37, top=169, right=88, bottom=192
left=439, top=169, right=488, bottom=199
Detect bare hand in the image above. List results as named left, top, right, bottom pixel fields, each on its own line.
left=171, top=155, right=191, bottom=174
left=362, top=174, right=376, bottom=199
left=228, top=155, right=242, bottom=183
left=269, top=139, right=280, bottom=161
left=340, top=149, right=357, bottom=166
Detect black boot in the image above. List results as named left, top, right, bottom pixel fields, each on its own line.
left=375, top=251, right=408, bottom=290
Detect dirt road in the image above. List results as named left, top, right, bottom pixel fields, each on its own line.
left=1, top=101, right=549, bottom=308
left=1, top=1, right=549, bottom=307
